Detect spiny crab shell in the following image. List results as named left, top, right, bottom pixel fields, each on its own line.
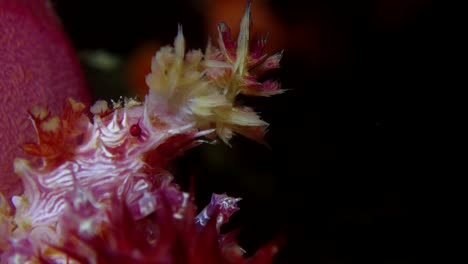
left=0, top=2, right=284, bottom=263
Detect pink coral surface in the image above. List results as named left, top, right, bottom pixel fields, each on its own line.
left=0, top=0, right=91, bottom=197
left=0, top=1, right=283, bottom=263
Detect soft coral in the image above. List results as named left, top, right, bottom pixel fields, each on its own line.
left=0, top=0, right=91, bottom=197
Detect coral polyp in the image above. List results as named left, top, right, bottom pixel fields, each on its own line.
left=0, top=2, right=283, bottom=263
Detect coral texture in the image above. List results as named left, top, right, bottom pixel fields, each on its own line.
left=0, top=2, right=283, bottom=263
left=0, top=0, right=91, bottom=197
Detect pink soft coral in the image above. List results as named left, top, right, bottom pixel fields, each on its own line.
left=0, top=0, right=91, bottom=197
left=0, top=2, right=283, bottom=263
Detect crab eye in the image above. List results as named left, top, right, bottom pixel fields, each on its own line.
left=129, top=124, right=142, bottom=137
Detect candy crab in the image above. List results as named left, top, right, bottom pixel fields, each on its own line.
left=0, top=2, right=284, bottom=263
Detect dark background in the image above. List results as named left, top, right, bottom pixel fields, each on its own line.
left=52, top=0, right=442, bottom=263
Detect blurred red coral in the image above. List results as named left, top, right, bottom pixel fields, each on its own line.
left=127, top=42, right=162, bottom=97
left=0, top=0, right=91, bottom=197
left=42, top=186, right=281, bottom=264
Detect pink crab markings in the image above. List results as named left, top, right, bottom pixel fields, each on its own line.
left=12, top=101, right=203, bottom=228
